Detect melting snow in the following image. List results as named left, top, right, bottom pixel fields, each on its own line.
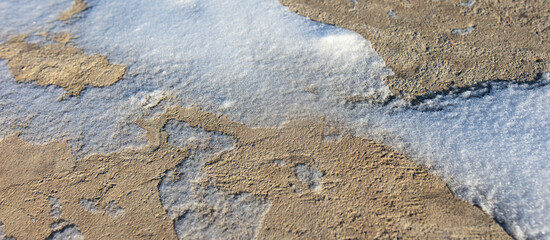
left=0, top=0, right=548, bottom=238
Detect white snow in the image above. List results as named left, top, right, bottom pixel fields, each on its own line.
left=160, top=120, right=270, bottom=239
left=0, top=0, right=72, bottom=42
left=49, top=197, right=62, bottom=219
left=0, top=0, right=548, bottom=239
left=451, top=26, right=476, bottom=35
left=0, top=223, right=13, bottom=240
left=294, top=164, right=324, bottom=193
left=357, top=78, right=550, bottom=239
left=79, top=199, right=100, bottom=213
left=105, top=201, right=124, bottom=218
left=47, top=225, right=83, bottom=240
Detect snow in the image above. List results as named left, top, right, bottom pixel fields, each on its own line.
left=160, top=120, right=270, bottom=239
left=47, top=225, right=83, bottom=240
left=361, top=78, right=550, bottom=239
left=451, top=26, right=476, bottom=35
left=0, top=223, right=13, bottom=240
left=0, top=0, right=72, bottom=42
left=0, top=0, right=548, bottom=238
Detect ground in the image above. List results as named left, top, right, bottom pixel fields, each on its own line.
left=2, top=0, right=547, bottom=238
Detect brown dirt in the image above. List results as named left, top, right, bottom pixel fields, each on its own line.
left=0, top=33, right=126, bottom=96
left=279, top=0, right=549, bottom=101
left=59, top=0, right=89, bottom=21
left=159, top=107, right=512, bottom=239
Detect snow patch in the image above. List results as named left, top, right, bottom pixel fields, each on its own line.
left=0, top=223, right=14, bottom=240
left=79, top=199, right=100, bottom=213
left=160, top=121, right=270, bottom=239
left=0, top=0, right=73, bottom=41
left=451, top=26, right=476, bottom=35
left=46, top=225, right=83, bottom=240
left=294, top=164, right=324, bottom=192
left=0, top=0, right=548, bottom=238
left=49, top=197, right=62, bottom=219
left=105, top=201, right=124, bottom=218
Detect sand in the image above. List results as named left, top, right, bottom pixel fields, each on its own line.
left=170, top=107, right=511, bottom=239
left=0, top=0, right=519, bottom=238
left=0, top=33, right=125, bottom=96
left=0, top=118, right=183, bottom=239
left=279, top=0, right=549, bottom=101
left=0, top=1, right=123, bottom=96
left=58, top=0, right=88, bottom=21
left=0, top=107, right=511, bottom=239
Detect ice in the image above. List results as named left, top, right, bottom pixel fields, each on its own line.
left=0, top=0, right=548, bottom=238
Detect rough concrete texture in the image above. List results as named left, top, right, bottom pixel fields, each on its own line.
left=161, top=107, right=511, bottom=239
left=279, top=0, right=549, bottom=101
left=0, top=33, right=125, bottom=96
